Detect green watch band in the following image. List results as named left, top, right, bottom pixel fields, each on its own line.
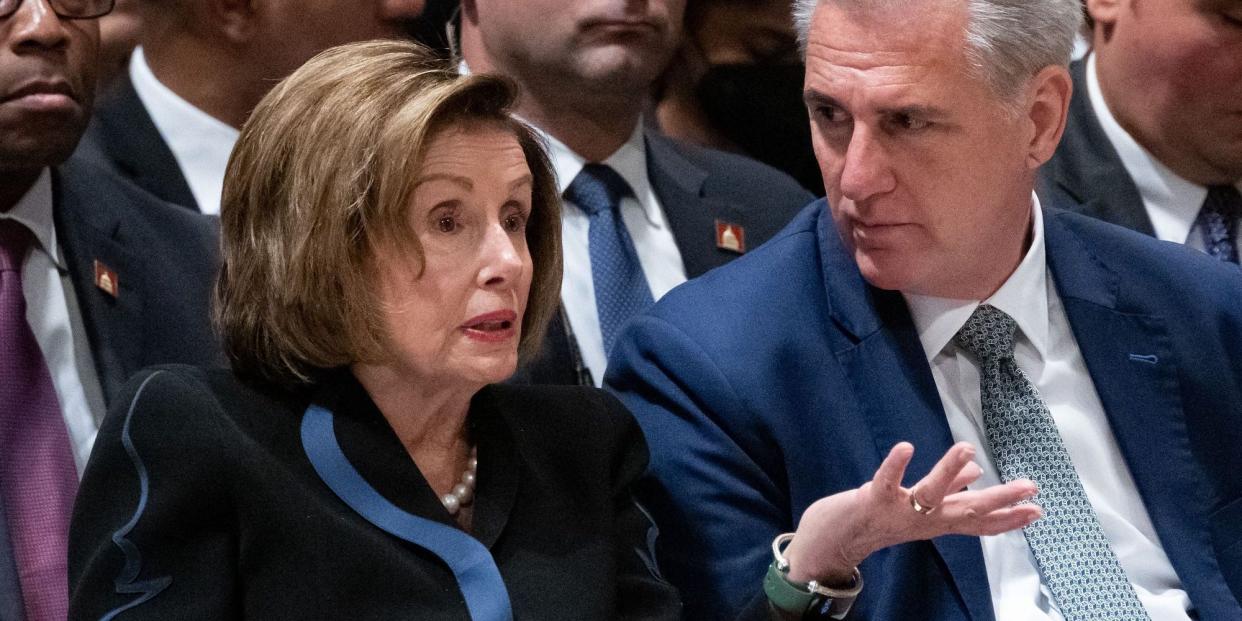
left=763, top=559, right=824, bottom=616
left=762, top=533, right=863, bottom=619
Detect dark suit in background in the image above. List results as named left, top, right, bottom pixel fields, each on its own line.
left=70, top=366, right=681, bottom=620
left=515, top=130, right=812, bottom=385
left=1037, top=60, right=1154, bottom=235
left=0, top=157, right=220, bottom=621
left=74, top=74, right=199, bottom=211
left=606, top=200, right=1242, bottom=620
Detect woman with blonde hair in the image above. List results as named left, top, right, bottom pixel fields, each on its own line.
left=68, top=40, right=680, bottom=620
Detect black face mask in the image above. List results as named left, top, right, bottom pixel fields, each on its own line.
left=695, top=63, right=824, bottom=196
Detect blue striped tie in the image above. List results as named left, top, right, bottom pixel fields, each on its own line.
left=564, top=164, right=654, bottom=356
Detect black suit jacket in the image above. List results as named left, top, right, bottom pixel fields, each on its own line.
left=516, top=130, right=814, bottom=385
left=75, top=73, right=199, bottom=211
left=69, top=366, right=682, bottom=620
left=1038, top=59, right=1156, bottom=235
left=0, top=158, right=221, bottom=621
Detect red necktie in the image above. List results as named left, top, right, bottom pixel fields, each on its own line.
left=0, top=219, right=77, bottom=621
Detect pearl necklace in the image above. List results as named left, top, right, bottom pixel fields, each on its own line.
left=440, top=447, right=478, bottom=516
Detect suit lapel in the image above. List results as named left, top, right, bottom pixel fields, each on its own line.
left=645, top=131, right=751, bottom=278
left=1039, top=61, right=1153, bottom=236
left=90, top=75, right=199, bottom=211
left=815, top=207, right=995, bottom=621
left=52, top=167, right=147, bottom=407
left=1044, top=210, right=1237, bottom=616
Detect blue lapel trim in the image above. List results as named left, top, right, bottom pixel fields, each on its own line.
left=1043, top=210, right=1241, bottom=618
left=103, top=371, right=173, bottom=621
left=300, top=405, right=513, bottom=621
left=816, top=207, right=994, bottom=621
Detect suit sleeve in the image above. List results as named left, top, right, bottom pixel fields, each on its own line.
left=605, top=315, right=793, bottom=621
left=69, top=368, right=240, bottom=620
left=593, top=390, right=684, bottom=620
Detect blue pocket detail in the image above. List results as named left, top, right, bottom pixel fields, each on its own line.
left=300, top=404, right=513, bottom=621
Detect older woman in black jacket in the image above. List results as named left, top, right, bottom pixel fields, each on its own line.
left=68, top=40, right=680, bottom=621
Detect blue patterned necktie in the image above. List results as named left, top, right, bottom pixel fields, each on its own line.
left=1196, top=185, right=1241, bottom=264
left=954, top=305, right=1150, bottom=621
left=564, top=164, right=654, bottom=356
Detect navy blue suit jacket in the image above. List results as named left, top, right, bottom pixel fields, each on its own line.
left=514, top=130, right=811, bottom=386
left=606, top=199, right=1242, bottom=620
left=0, top=157, right=221, bottom=621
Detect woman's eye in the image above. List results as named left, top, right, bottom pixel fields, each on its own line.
left=503, top=213, right=527, bottom=233
left=437, top=216, right=457, bottom=233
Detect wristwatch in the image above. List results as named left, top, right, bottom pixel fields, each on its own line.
left=762, top=533, right=863, bottom=619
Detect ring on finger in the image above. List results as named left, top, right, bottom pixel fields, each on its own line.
left=910, top=490, right=938, bottom=515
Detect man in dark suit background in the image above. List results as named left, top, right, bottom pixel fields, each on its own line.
left=607, top=0, right=1242, bottom=618
left=459, top=0, right=812, bottom=387
left=1, top=0, right=219, bottom=618
left=74, top=0, right=427, bottom=214
left=1038, top=0, right=1242, bottom=262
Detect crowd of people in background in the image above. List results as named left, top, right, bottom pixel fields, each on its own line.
left=0, top=0, right=1239, bottom=619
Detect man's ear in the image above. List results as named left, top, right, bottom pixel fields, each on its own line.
left=1022, top=65, right=1072, bottom=170
left=213, top=0, right=258, bottom=44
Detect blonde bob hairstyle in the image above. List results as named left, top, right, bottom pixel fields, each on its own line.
left=216, top=40, right=562, bottom=388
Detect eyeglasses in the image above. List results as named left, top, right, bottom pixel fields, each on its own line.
left=0, top=0, right=115, bottom=20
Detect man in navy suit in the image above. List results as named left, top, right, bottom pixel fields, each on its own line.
left=1, top=1, right=218, bottom=618
left=607, top=0, right=1242, bottom=619
left=75, top=0, right=427, bottom=214
left=1038, top=0, right=1242, bottom=260
left=459, top=0, right=812, bottom=387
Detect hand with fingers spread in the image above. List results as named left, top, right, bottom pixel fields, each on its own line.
left=782, top=441, right=1042, bottom=586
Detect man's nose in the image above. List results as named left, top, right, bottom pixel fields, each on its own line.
left=9, top=0, right=72, bottom=52
left=838, top=125, right=896, bottom=203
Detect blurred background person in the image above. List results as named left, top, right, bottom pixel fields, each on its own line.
left=654, top=0, right=824, bottom=196
left=460, top=0, right=812, bottom=387
left=1039, top=0, right=1242, bottom=263
left=75, top=0, right=427, bottom=214
left=94, top=0, right=140, bottom=88
left=1, top=0, right=219, bottom=618
left=69, top=41, right=681, bottom=620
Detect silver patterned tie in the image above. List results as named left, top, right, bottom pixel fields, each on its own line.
left=954, top=305, right=1150, bottom=621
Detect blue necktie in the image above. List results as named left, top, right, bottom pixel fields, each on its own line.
left=564, top=164, right=654, bottom=356
left=1197, top=185, right=1241, bottom=264
left=955, top=305, right=1150, bottom=621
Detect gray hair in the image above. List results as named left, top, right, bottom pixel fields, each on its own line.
left=793, top=0, right=1082, bottom=99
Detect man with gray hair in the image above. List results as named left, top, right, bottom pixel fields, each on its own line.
left=605, top=0, right=1242, bottom=619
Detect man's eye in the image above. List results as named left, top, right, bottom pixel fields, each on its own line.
left=818, top=106, right=845, bottom=123
left=437, top=216, right=457, bottom=233
left=895, top=114, right=931, bottom=131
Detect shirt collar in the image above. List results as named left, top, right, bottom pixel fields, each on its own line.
left=1, top=169, right=63, bottom=270
left=129, top=46, right=239, bottom=211
left=1085, top=53, right=1209, bottom=243
left=536, top=121, right=661, bottom=226
left=904, top=194, right=1050, bottom=363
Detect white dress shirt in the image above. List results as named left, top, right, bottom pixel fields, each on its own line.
left=1, top=170, right=105, bottom=475
left=129, top=47, right=239, bottom=215
left=1087, top=54, right=1242, bottom=252
left=541, top=125, right=687, bottom=386
left=903, top=196, right=1193, bottom=620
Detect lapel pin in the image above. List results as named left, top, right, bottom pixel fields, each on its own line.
left=715, top=220, right=746, bottom=254
left=94, top=260, right=119, bottom=298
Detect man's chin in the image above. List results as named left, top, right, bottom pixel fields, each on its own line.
left=0, top=132, right=80, bottom=171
